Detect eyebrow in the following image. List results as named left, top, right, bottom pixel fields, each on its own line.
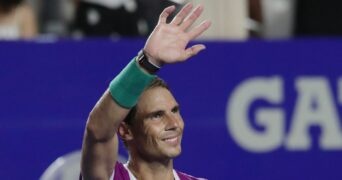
left=145, top=105, right=180, bottom=118
left=171, top=105, right=180, bottom=112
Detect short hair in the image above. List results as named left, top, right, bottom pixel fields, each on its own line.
left=123, top=77, right=170, bottom=125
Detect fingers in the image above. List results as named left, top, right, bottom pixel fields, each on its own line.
left=188, top=20, right=211, bottom=40
left=163, top=4, right=206, bottom=31
left=184, top=44, right=206, bottom=60
left=159, top=5, right=176, bottom=24
left=180, top=4, right=204, bottom=30
left=170, top=3, right=193, bottom=25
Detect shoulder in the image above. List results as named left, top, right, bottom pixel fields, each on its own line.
left=176, top=171, right=208, bottom=180
left=113, top=162, right=130, bottom=180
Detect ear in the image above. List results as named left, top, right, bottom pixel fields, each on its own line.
left=118, top=122, right=134, bottom=141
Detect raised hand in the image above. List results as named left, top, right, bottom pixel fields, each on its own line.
left=143, top=3, right=211, bottom=66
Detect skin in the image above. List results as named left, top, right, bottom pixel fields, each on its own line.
left=81, top=2, right=211, bottom=180
left=19, top=3, right=37, bottom=39
left=124, top=87, right=184, bottom=179
left=0, top=3, right=37, bottom=39
left=144, top=3, right=211, bottom=66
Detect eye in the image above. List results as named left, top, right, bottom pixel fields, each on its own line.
left=150, top=111, right=163, bottom=120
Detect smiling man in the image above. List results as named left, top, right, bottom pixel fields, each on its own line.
left=80, top=3, right=211, bottom=180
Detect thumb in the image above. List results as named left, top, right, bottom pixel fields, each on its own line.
left=184, top=44, right=206, bottom=59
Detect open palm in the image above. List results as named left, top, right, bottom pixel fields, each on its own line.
left=143, top=3, right=211, bottom=66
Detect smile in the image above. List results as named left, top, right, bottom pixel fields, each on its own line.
left=162, top=136, right=180, bottom=146
left=164, top=136, right=178, bottom=142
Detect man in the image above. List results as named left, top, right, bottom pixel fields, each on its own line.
left=81, top=3, right=211, bottom=180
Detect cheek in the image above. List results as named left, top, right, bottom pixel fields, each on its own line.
left=142, top=123, right=163, bottom=143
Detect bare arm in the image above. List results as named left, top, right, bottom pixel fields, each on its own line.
left=81, top=90, right=128, bottom=179
left=81, top=3, right=211, bottom=180
left=19, top=4, right=37, bottom=39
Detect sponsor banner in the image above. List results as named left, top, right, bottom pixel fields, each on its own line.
left=1, top=39, right=342, bottom=180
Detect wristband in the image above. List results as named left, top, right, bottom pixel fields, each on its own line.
left=109, top=58, right=156, bottom=108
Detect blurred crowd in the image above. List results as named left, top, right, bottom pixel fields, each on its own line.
left=0, top=0, right=183, bottom=40
left=249, top=0, right=342, bottom=39
left=0, top=0, right=342, bottom=40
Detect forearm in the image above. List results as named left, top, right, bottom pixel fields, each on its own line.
left=81, top=91, right=130, bottom=179
left=86, top=90, right=129, bottom=142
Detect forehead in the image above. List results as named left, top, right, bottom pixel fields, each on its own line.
left=136, top=87, right=178, bottom=113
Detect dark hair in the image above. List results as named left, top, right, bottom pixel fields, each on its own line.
left=123, top=77, right=170, bottom=125
left=0, top=0, right=23, bottom=13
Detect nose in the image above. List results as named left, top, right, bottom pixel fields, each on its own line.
left=165, top=113, right=182, bottom=131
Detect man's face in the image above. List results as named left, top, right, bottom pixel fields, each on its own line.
left=130, top=87, right=184, bottom=161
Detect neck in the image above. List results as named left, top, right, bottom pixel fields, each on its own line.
left=127, top=156, right=175, bottom=180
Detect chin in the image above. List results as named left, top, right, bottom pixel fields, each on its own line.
left=166, top=146, right=182, bottom=158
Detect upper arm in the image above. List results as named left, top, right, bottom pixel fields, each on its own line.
left=81, top=132, right=118, bottom=180
left=81, top=90, right=130, bottom=180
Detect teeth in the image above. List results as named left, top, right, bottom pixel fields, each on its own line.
left=164, top=137, right=177, bottom=142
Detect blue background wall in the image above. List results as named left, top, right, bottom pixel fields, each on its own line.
left=1, top=39, right=342, bottom=179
